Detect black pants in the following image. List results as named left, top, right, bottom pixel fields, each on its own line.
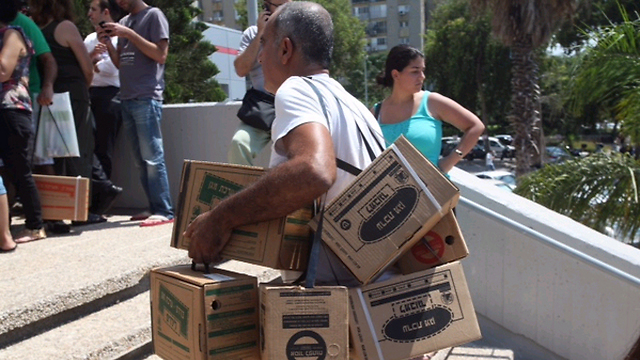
left=90, top=86, right=121, bottom=179
left=0, top=109, right=43, bottom=230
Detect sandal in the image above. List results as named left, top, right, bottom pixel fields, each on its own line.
left=14, top=228, right=47, bottom=244
left=140, top=215, right=174, bottom=227
left=130, top=211, right=152, bottom=221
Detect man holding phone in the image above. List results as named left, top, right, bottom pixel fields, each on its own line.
left=98, top=0, right=174, bottom=227
left=227, top=0, right=290, bottom=166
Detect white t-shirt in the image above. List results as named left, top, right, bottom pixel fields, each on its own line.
left=84, top=32, right=120, bottom=88
left=486, top=151, right=494, bottom=166
left=269, top=74, right=385, bottom=286
left=238, top=26, right=264, bottom=92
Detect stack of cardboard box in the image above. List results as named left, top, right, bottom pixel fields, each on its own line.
left=150, top=136, right=481, bottom=360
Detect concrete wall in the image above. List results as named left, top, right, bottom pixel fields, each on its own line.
left=450, top=167, right=640, bottom=360
left=111, top=102, right=270, bottom=210
left=111, top=102, right=640, bottom=359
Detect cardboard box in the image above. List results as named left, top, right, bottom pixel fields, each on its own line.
left=311, top=136, right=459, bottom=284
left=260, top=285, right=349, bottom=360
left=349, top=261, right=481, bottom=360
left=150, top=265, right=260, bottom=360
left=32, top=174, right=89, bottom=221
left=396, top=210, right=469, bottom=274
left=171, top=161, right=314, bottom=270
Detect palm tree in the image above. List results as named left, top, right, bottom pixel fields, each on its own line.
left=515, top=153, right=640, bottom=246
left=471, top=0, right=577, bottom=176
left=567, top=5, right=640, bottom=156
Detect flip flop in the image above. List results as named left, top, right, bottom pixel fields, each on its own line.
left=0, top=244, right=17, bottom=253
left=14, top=228, right=47, bottom=244
left=140, top=215, right=174, bottom=227
left=130, top=211, right=152, bottom=221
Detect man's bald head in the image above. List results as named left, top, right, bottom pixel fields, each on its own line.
left=271, top=1, right=333, bottom=69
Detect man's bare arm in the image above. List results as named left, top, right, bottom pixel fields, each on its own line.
left=186, top=122, right=337, bottom=264
left=101, top=22, right=168, bottom=64
left=36, top=52, right=57, bottom=106
left=234, top=12, right=269, bottom=77
left=234, top=38, right=260, bottom=77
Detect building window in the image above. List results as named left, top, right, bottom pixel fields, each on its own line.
left=400, top=37, right=410, bottom=44
left=370, top=4, right=387, bottom=18
left=400, top=21, right=409, bottom=28
left=398, top=5, right=410, bottom=15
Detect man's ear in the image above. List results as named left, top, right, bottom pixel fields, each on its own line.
left=280, top=37, right=293, bottom=65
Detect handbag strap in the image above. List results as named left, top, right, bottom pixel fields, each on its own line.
left=304, top=197, right=326, bottom=288
left=30, top=105, right=43, bottom=165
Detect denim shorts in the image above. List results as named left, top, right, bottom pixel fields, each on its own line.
left=0, top=176, right=6, bottom=196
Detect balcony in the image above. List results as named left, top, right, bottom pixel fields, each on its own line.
left=0, top=102, right=638, bottom=359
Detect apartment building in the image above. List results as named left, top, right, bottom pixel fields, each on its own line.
left=198, top=0, right=243, bottom=30
left=197, top=0, right=430, bottom=53
left=353, top=0, right=425, bottom=53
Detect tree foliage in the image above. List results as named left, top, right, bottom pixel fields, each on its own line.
left=74, top=0, right=226, bottom=104
left=538, top=54, right=586, bottom=142
left=566, top=6, right=640, bottom=148
left=555, top=0, right=640, bottom=51
left=312, top=0, right=367, bottom=101
left=515, top=153, right=640, bottom=245
left=424, top=0, right=512, bottom=134
left=471, top=0, right=578, bottom=176
left=149, top=0, right=226, bottom=103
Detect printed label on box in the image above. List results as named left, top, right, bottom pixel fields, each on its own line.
left=159, top=284, right=190, bottom=339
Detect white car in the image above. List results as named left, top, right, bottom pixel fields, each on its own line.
left=477, top=136, right=515, bottom=159
left=475, top=170, right=516, bottom=186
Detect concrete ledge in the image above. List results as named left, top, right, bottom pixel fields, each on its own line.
left=0, top=215, right=188, bottom=345
left=0, top=292, right=152, bottom=360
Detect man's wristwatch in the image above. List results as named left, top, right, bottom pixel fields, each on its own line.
left=454, top=148, right=464, bottom=157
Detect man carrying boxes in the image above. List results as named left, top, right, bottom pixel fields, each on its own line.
left=152, top=3, right=481, bottom=360
left=154, top=3, right=384, bottom=360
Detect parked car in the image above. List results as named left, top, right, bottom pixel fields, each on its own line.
left=495, top=134, right=513, bottom=146
left=475, top=170, right=516, bottom=186
left=441, top=139, right=459, bottom=157
left=477, top=137, right=515, bottom=159
left=546, top=146, right=572, bottom=164
left=464, top=144, right=487, bottom=160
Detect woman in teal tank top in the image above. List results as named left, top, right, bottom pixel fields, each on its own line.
left=372, top=45, right=484, bottom=174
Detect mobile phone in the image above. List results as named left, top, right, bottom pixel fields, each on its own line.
left=99, top=21, right=112, bottom=34
left=263, top=2, right=269, bottom=12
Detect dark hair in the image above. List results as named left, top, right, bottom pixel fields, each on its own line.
left=376, top=44, right=424, bottom=88
left=0, top=0, right=20, bottom=23
left=98, top=0, right=123, bottom=22
left=30, top=0, right=76, bottom=25
left=272, top=2, right=333, bottom=69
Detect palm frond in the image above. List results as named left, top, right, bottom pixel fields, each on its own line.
left=515, top=154, right=640, bottom=243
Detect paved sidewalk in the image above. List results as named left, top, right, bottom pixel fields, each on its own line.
left=1, top=210, right=561, bottom=360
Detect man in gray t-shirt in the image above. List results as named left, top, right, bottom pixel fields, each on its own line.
left=100, top=0, right=174, bottom=226
left=227, top=0, right=290, bottom=166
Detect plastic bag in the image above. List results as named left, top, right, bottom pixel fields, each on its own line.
left=34, top=92, right=80, bottom=158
